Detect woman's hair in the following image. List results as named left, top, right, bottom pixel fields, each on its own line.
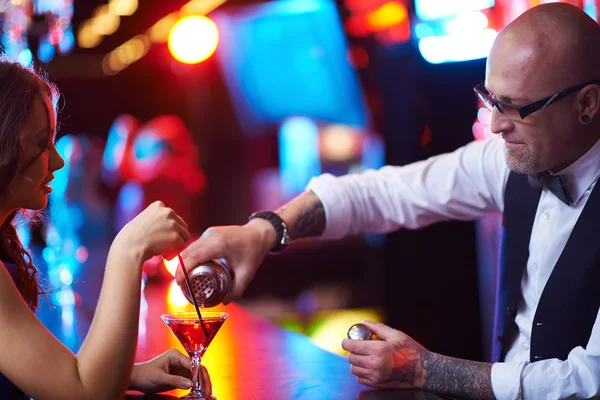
left=0, top=56, right=59, bottom=310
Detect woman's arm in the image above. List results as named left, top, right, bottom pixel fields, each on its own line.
left=0, top=201, right=189, bottom=400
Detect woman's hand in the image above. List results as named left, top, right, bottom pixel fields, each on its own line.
left=128, top=349, right=212, bottom=395
left=115, top=201, right=190, bottom=262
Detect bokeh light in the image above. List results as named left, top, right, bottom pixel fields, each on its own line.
left=168, top=15, right=219, bottom=64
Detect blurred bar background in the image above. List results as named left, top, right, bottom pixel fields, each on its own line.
left=3, top=0, right=598, bottom=369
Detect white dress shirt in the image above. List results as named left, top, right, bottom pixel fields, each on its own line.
left=306, top=135, right=600, bottom=399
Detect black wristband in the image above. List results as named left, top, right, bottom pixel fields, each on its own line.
left=248, top=211, right=291, bottom=253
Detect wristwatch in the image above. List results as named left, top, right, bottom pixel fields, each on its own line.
left=248, top=211, right=291, bottom=253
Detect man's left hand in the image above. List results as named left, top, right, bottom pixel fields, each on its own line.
left=342, top=320, right=429, bottom=389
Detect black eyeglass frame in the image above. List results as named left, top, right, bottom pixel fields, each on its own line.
left=473, top=79, right=600, bottom=120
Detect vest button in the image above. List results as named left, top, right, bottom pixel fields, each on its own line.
left=497, top=335, right=504, bottom=342
left=506, top=306, right=516, bottom=318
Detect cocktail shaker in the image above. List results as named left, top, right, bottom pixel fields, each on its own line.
left=179, top=259, right=233, bottom=308
left=347, top=323, right=373, bottom=340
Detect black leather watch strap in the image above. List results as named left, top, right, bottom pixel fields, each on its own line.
left=248, top=211, right=290, bottom=253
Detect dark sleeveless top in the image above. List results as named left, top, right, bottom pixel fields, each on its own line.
left=493, top=172, right=600, bottom=362
left=1, top=261, right=29, bottom=399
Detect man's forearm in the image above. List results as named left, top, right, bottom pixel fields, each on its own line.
left=275, top=190, right=326, bottom=240
left=421, top=352, right=496, bottom=400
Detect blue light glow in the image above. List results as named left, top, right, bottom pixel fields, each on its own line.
left=1, top=33, right=10, bottom=48
left=59, top=28, right=75, bottom=54
left=14, top=214, right=31, bottom=250
left=102, top=125, right=125, bottom=171
left=278, top=117, right=321, bottom=198
left=53, top=135, right=74, bottom=196
left=214, top=0, right=368, bottom=133
left=17, top=49, right=33, bottom=67
left=38, top=38, right=56, bottom=63
left=115, top=182, right=144, bottom=232
left=101, top=116, right=135, bottom=187
left=118, top=182, right=144, bottom=213
left=414, top=23, right=435, bottom=39
left=360, top=134, right=385, bottom=171
left=59, top=268, right=73, bottom=285
left=61, top=308, right=74, bottom=326
left=584, top=0, right=598, bottom=21
left=133, top=130, right=167, bottom=161
left=45, top=225, right=61, bottom=247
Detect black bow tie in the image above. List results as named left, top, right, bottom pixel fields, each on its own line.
left=528, top=172, right=573, bottom=206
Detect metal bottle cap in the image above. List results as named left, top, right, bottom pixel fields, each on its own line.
left=180, top=259, right=232, bottom=308
left=347, top=323, right=373, bottom=340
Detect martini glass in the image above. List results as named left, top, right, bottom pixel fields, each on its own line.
left=161, top=311, right=228, bottom=399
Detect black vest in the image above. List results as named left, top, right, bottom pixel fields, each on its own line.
left=492, top=172, right=600, bottom=363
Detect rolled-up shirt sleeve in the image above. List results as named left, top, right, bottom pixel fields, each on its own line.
left=492, top=307, right=600, bottom=399
left=492, top=360, right=527, bottom=400
left=306, top=136, right=510, bottom=239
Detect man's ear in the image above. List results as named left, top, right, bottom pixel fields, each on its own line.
left=577, top=83, right=600, bottom=123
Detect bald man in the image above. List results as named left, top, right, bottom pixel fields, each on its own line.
left=180, top=3, right=600, bottom=399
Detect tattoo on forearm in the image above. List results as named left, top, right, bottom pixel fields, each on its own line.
left=289, top=197, right=325, bottom=240
left=421, top=353, right=495, bottom=400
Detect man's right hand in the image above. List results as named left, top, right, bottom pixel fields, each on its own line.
left=178, top=217, right=277, bottom=304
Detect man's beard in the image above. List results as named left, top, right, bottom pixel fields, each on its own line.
left=504, top=146, right=538, bottom=174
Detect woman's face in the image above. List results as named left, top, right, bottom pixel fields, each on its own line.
left=0, top=94, right=65, bottom=212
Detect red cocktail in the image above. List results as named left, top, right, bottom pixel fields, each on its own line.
left=161, top=312, right=228, bottom=399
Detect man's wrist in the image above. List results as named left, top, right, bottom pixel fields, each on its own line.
left=246, top=217, right=278, bottom=253
left=415, top=351, right=431, bottom=389
left=248, top=211, right=291, bottom=252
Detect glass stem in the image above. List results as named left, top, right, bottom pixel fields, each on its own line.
left=190, top=354, right=202, bottom=396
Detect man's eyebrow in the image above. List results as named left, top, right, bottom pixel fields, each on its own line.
left=484, top=85, right=528, bottom=103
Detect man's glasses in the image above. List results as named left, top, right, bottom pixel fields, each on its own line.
left=473, top=79, right=600, bottom=120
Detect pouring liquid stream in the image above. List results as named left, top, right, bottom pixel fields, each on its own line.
left=177, top=254, right=210, bottom=341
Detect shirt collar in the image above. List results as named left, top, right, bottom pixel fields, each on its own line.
left=555, top=138, right=600, bottom=205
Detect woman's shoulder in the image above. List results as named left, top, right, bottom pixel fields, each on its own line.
left=0, top=259, right=19, bottom=284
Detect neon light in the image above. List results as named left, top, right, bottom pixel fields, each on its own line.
left=418, top=28, right=497, bottom=64
left=415, top=0, right=494, bottom=21
left=444, top=11, right=488, bottom=34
